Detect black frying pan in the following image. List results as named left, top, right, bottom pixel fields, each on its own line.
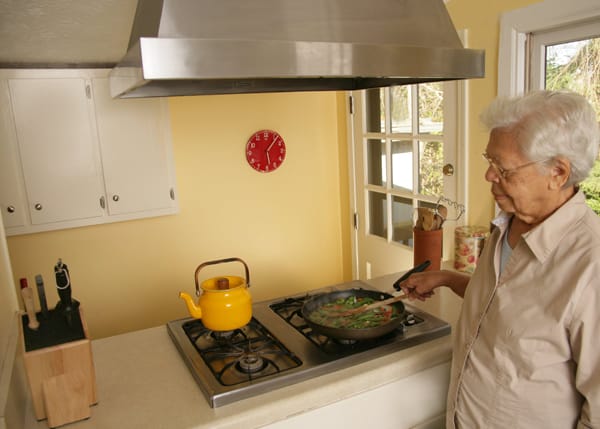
left=300, top=261, right=432, bottom=341
left=301, top=289, right=406, bottom=340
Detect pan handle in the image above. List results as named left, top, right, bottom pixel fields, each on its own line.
left=392, top=260, right=431, bottom=291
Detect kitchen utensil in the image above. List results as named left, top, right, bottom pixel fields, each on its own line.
left=54, top=259, right=80, bottom=327
left=179, top=257, right=252, bottom=331
left=392, top=260, right=431, bottom=291
left=336, top=292, right=408, bottom=316
left=415, top=208, right=435, bottom=231
left=435, top=196, right=465, bottom=225
left=20, top=278, right=39, bottom=330
left=35, top=274, right=49, bottom=319
left=433, top=205, right=447, bottom=229
left=301, top=289, right=406, bottom=340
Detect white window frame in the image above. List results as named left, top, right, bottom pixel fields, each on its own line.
left=498, top=0, right=600, bottom=97
left=529, top=20, right=600, bottom=90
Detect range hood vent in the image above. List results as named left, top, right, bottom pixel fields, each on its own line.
left=110, top=0, right=485, bottom=98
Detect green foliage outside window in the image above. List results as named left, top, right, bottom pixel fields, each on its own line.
left=546, top=37, right=600, bottom=214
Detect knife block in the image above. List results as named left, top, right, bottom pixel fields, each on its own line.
left=20, top=306, right=97, bottom=427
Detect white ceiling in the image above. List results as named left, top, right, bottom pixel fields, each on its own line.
left=0, top=0, right=138, bottom=66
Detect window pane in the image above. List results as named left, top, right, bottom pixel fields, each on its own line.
left=391, top=139, right=413, bottom=191
left=544, top=37, right=600, bottom=216
left=392, top=196, right=413, bottom=246
left=391, top=86, right=411, bottom=133
left=367, top=139, right=386, bottom=186
left=418, top=83, right=444, bottom=135
left=365, top=88, right=385, bottom=133
left=418, top=140, right=443, bottom=196
left=368, top=191, right=387, bottom=238
left=545, top=38, right=600, bottom=102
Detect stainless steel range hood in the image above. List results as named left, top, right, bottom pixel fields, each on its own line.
left=110, top=0, right=485, bottom=98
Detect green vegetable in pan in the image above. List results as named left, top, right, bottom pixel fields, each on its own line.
left=307, top=296, right=400, bottom=329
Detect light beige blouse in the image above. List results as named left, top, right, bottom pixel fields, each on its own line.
left=446, top=191, right=600, bottom=429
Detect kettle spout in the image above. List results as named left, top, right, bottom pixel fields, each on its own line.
left=179, top=292, right=203, bottom=319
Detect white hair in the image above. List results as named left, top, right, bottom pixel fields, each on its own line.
left=480, top=90, right=600, bottom=186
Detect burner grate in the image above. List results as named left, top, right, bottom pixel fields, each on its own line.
left=182, top=318, right=302, bottom=386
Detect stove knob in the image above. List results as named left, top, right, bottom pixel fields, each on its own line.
left=405, top=314, right=416, bottom=326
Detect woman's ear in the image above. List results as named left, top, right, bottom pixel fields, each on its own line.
left=548, top=156, right=571, bottom=190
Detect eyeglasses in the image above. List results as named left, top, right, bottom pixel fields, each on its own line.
left=482, top=153, right=549, bottom=180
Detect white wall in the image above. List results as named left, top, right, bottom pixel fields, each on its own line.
left=0, top=218, right=21, bottom=428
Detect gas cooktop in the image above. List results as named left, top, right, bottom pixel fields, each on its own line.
left=167, top=280, right=450, bottom=408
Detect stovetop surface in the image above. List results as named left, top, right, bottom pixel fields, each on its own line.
left=167, top=280, right=450, bottom=408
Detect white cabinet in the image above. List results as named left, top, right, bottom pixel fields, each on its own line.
left=92, top=78, right=175, bottom=216
left=0, top=80, right=27, bottom=228
left=8, top=77, right=105, bottom=226
left=264, top=362, right=450, bottom=429
left=0, top=69, right=178, bottom=236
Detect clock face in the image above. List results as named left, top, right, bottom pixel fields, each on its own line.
left=245, top=129, right=286, bottom=173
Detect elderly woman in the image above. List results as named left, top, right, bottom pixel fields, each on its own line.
left=400, top=90, right=600, bottom=428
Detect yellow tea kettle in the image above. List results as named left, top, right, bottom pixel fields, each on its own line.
left=179, top=257, right=252, bottom=331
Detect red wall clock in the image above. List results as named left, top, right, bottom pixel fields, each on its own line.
left=245, top=129, right=286, bottom=173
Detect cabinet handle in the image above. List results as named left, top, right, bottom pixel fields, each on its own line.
left=7, top=205, right=15, bottom=213
left=170, top=188, right=175, bottom=200
left=112, top=195, right=120, bottom=202
left=99, top=196, right=105, bottom=209
left=34, top=203, right=43, bottom=211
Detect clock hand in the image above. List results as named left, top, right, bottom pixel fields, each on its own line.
left=266, top=136, right=278, bottom=152
left=266, top=151, right=271, bottom=165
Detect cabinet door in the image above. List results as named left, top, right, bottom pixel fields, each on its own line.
left=8, top=78, right=105, bottom=225
left=92, top=78, right=175, bottom=216
left=0, top=79, right=27, bottom=228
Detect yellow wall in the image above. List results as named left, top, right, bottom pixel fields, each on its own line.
left=6, top=91, right=352, bottom=339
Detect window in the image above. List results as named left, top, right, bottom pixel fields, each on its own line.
left=499, top=1, right=600, bottom=213
left=361, top=84, right=452, bottom=246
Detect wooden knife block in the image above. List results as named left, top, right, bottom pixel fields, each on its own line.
left=20, top=306, right=97, bottom=428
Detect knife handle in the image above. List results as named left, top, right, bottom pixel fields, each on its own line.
left=393, top=260, right=431, bottom=291
left=35, top=274, right=50, bottom=318
left=20, top=279, right=40, bottom=330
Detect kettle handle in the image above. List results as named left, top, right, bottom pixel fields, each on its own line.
left=194, top=257, right=251, bottom=296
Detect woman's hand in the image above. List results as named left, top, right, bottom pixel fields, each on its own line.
left=398, top=269, right=471, bottom=300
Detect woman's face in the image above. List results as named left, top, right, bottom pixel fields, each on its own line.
left=484, top=128, right=554, bottom=225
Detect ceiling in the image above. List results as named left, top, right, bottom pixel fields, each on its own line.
left=0, top=0, right=138, bottom=67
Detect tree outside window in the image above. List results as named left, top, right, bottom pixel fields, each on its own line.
left=545, top=37, right=600, bottom=214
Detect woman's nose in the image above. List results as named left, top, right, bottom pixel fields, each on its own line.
left=484, top=164, right=500, bottom=183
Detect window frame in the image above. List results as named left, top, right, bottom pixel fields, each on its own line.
left=498, top=0, right=600, bottom=97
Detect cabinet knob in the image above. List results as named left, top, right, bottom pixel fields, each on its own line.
left=7, top=205, right=15, bottom=213
left=112, top=195, right=119, bottom=202
left=34, top=203, right=43, bottom=211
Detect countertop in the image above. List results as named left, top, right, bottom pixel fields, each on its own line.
left=23, top=275, right=454, bottom=429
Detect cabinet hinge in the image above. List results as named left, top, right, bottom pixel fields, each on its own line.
left=353, top=212, right=359, bottom=230
left=348, top=95, right=354, bottom=114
